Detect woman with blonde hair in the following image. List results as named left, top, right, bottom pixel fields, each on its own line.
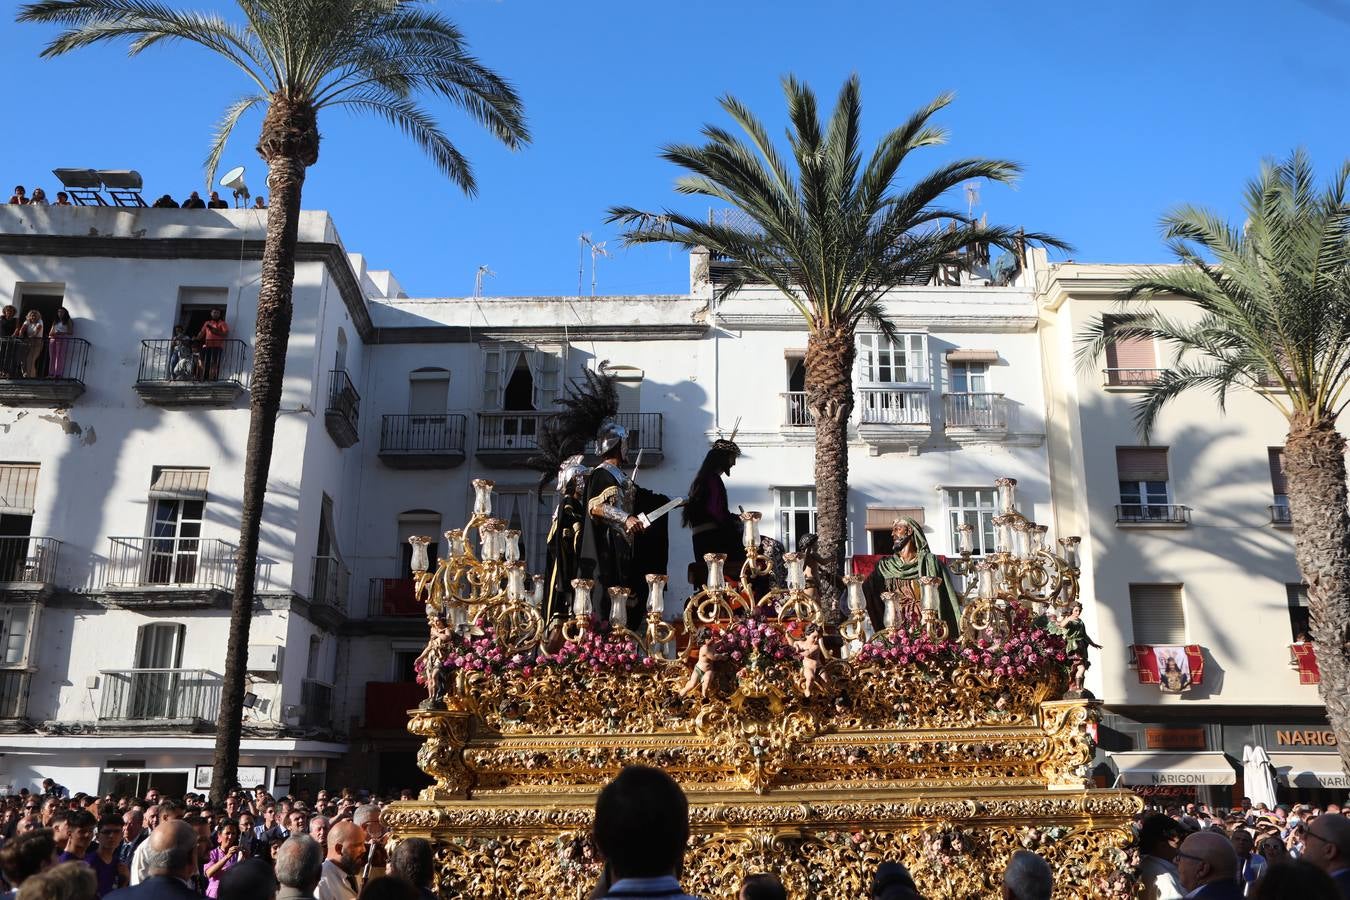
left=19, top=311, right=43, bottom=379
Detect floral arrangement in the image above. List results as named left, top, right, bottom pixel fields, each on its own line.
left=853, top=628, right=957, bottom=672
left=958, top=606, right=1068, bottom=679
left=704, top=614, right=799, bottom=671
left=535, top=621, right=658, bottom=675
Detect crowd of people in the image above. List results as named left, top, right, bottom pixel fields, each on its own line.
left=0, top=306, right=75, bottom=380
left=7, top=184, right=266, bottom=210
left=0, top=772, right=1345, bottom=899
left=1136, top=797, right=1350, bottom=899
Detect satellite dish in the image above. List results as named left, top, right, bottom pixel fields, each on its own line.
left=220, top=166, right=250, bottom=203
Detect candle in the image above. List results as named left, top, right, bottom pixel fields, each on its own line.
left=445, top=529, right=466, bottom=558
left=503, top=529, right=521, bottom=563
left=646, top=574, right=668, bottom=615
left=505, top=562, right=526, bottom=601
left=570, top=578, right=594, bottom=618
left=976, top=560, right=997, bottom=600
left=919, top=576, right=942, bottom=611
left=882, top=591, right=900, bottom=630
left=783, top=553, right=806, bottom=591
left=704, top=553, right=727, bottom=590
left=1059, top=536, right=1081, bottom=569
left=957, top=523, right=975, bottom=555
left=843, top=574, right=866, bottom=615
left=530, top=574, right=545, bottom=608
left=740, top=511, right=762, bottom=549
left=472, top=479, right=495, bottom=516
left=408, top=535, right=431, bottom=573
left=995, top=477, right=1018, bottom=514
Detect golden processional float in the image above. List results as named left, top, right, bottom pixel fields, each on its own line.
left=382, top=477, right=1142, bottom=899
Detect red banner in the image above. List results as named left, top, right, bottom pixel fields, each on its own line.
left=1291, top=643, right=1321, bottom=685
left=1132, top=645, right=1205, bottom=692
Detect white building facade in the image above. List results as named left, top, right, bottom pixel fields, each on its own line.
left=0, top=205, right=1333, bottom=803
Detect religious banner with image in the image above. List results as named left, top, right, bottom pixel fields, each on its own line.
left=1290, top=642, right=1320, bottom=685
left=1132, top=644, right=1205, bottom=693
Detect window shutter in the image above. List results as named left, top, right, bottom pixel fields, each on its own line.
left=1129, top=584, right=1186, bottom=644
left=1116, top=448, right=1169, bottom=483
left=1268, top=448, right=1288, bottom=495
left=1286, top=583, right=1308, bottom=609
left=1105, top=318, right=1157, bottom=369
left=866, top=507, right=925, bottom=529
left=482, top=348, right=501, bottom=411
left=149, top=467, right=209, bottom=500
left=409, top=377, right=448, bottom=416
left=531, top=349, right=561, bottom=410
left=0, top=464, right=39, bottom=515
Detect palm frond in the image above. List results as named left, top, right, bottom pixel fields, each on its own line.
left=333, top=91, right=474, bottom=194
left=204, top=93, right=266, bottom=188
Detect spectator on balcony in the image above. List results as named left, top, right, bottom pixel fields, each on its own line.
left=150, top=195, right=178, bottom=209
left=252, top=196, right=267, bottom=210
left=8, top=186, right=28, bottom=205
left=181, top=192, right=206, bottom=210
left=54, top=193, right=72, bottom=207
left=0, top=305, right=19, bottom=377
left=206, top=192, right=228, bottom=210
left=20, top=311, right=44, bottom=379
left=47, top=309, right=73, bottom=380
left=28, top=189, right=48, bottom=207
left=196, top=309, right=229, bottom=381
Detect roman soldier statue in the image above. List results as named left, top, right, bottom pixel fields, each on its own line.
left=683, top=432, right=745, bottom=586
left=861, top=517, right=961, bottom=635
left=579, top=419, right=643, bottom=624
left=543, top=454, right=588, bottom=622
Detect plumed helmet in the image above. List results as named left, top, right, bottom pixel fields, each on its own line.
left=595, top=418, right=628, bottom=457
left=556, top=454, right=588, bottom=495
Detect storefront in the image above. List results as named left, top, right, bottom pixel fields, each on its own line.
left=1222, top=723, right=1348, bottom=806
left=1105, top=750, right=1237, bottom=808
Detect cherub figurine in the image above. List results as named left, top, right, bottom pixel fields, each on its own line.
left=793, top=625, right=830, bottom=698
left=415, top=616, right=454, bottom=709
left=679, top=633, right=721, bottom=698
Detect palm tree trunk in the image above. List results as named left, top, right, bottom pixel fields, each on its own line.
left=1283, top=414, right=1350, bottom=777
left=806, top=324, right=856, bottom=594
left=210, top=148, right=307, bottom=804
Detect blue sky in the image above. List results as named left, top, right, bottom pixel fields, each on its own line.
left=4, top=0, right=1349, bottom=298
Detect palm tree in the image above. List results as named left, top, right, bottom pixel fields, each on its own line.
left=1077, top=150, right=1350, bottom=775
left=608, top=75, right=1064, bottom=590
left=18, top=0, right=529, bottom=802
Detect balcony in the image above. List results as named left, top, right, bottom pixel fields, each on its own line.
left=0, top=536, right=61, bottom=600
left=0, top=336, right=90, bottom=406
left=1115, top=504, right=1191, bottom=527
left=98, top=668, right=222, bottom=725
left=1103, top=368, right=1164, bottom=389
left=1270, top=503, right=1292, bottom=527
left=782, top=392, right=812, bottom=428
left=379, top=414, right=467, bottom=469
left=586, top=412, right=665, bottom=464
left=133, top=338, right=247, bottom=405
left=476, top=411, right=548, bottom=466
left=300, top=679, right=334, bottom=731
left=942, top=392, right=1008, bottom=442
left=364, top=681, right=424, bottom=731
left=368, top=578, right=422, bottom=617
left=310, top=555, right=350, bottom=619
left=102, top=536, right=236, bottom=607
left=325, top=369, right=360, bottom=448
left=856, top=387, right=931, bottom=453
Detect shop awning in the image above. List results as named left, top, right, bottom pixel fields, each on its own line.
left=1272, top=754, right=1350, bottom=790
left=1107, top=751, right=1237, bottom=786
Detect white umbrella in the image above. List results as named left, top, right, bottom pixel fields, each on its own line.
left=1243, top=744, right=1279, bottom=809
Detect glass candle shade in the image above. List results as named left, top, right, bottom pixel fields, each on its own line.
left=783, top=553, right=805, bottom=591
left=1059, top=536, right=1081, bottom=570
left=505, top=562, right=526, bottom=601
left=646, top=574, right=668, bottom=614
left=609, top=587, right=632, bottom=612
left=882, top=592, right=900, bottom=630
left=445, top=529, right=466, bottom=558
left=408, top=536, right=431, bottom=573
left=957, top=523, right=975, bottom=555
left=920, top=576, right=942, bottom=612
left=1012, top=521, right=1032, bottom=560
left=703, top=553, right=727, bottom=590
left=530, top=575, right=545, bottom=608
left=741, top=511, right=762, bottom=549
left=1031, top=524, right=1048, bottom=553
left=976, top=561, right=997, bottom=600
left=447, top=602, right=467, bottom=631
left=478, top=522, right=501, bottom=561
left=570, top=578, right=594, bottom=618
left=503, top=529, right=521, bottom=563
left=472, top=479, right=495, bottom=516
left=994, top=516, right=1013, bottom=554
left=996, top=477, right=1018, bottom=514
left=843, top=574, right=866, bottom=615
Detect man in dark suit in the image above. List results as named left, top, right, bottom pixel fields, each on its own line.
left=1176, top=831, right=1242, bottom=900
left=1303, top=813, right=1350, bottom=899
left=104, top=820, right=200, bottom=900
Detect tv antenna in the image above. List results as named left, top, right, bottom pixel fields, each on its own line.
left=964, top=182, right=980, bottom=219
left=578, top=233, right=592, bottom=297
left=589, top=240, right=610, bottom=296
left=474, top=264, right=495, bottom=299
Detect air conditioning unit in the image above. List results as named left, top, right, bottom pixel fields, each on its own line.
left=246, top=644, right=283, bottom=677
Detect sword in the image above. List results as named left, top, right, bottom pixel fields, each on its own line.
left=629, top=448, right=644, bottom=485
left=638, top=496, right=686, bottom=529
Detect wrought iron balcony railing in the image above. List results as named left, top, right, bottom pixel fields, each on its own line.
left=584, top=412, right=664, bottom=454
left=857, top=387, right=930, bottom=426
left=943, top=392, right=1008, bottom=429
left=311, top=555, right=349, bottom=611
left=136, top=338, right=248, bottom=385
left=1115, top=504, right=1191, bottom=525
left=325, top=369, right=360, bottom=447
left=1103, top=368, right=1164, bottom=387
left=380, top=414, right=467, bottom=454
left=0, top=335, right=90, bottom=383
left=104, top=537, right=237, bottom=590
left=98, top=668, right=221, bottom=721
left=0, top=536, right=60, bottom=584
left=477, top=411, right=548, bottom=451
left=782, top=392, right=812, bottom=427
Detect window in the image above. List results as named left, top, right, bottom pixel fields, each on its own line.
left=393, top=648, right=421, bottom=683
left=147, top=467, right=209, bottom=584
left=857, top=334, right=928, bottom=385
left=1287, top=584, right=1310, bottom=641
left=335, top=328, right=348, bottom=373
left=0, top=605, right=33, bottom=666
left=130, top=623, right=186, bottom=719
left=1104, top=316, right=1159, bottom=385
left=494, top=489, right=549, bottom=573
left=176, top=287, right=229, bottom=337
left=943, top=488, right=997, bottom=555
left=397, top=510, right=442, bottom=573
left=0, top=463, right=39, bottom=582
left=1269, top=448, right=1289, bottom=523
left=408, top=369, right=449, bottom=420
left=950, top=362, right=988, bottom=394
left=135, top=623, right=185, bottom=669
left=306, top=636, right=322, bottom=681
left=1128, top=584, right=1185, bottom=645
left=866, top=507, right=924, bottom=554
left=482, top=346, right=561, bottom=412
left=1116, top=448, right=1173, bottom=522
left=776, top=488, right=818, bottom=552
